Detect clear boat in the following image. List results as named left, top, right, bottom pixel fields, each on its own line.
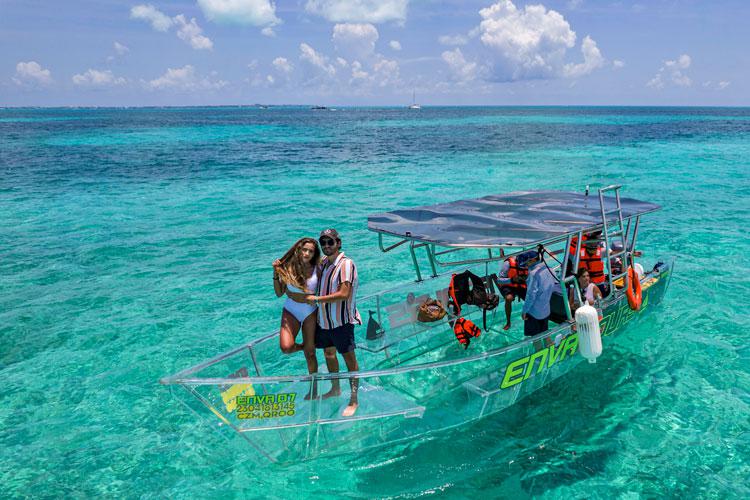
left=160, top=186, right=674, bottom=464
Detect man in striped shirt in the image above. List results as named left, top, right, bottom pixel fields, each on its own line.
left=304, top=228, right=362, bottom=417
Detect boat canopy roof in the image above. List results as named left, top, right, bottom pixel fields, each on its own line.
left=367, top=190, right=660, bottom=248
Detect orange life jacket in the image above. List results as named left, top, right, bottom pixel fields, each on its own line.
left=578, top=247, right=606, bottom=283
left=569, top=235, right=588, bottom=255
left=453, top=317, right=481, bottom=349
left=506, top=257, right=528, bottom=290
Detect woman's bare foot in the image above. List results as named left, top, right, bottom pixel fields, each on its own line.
left=342, top=401, right=358, bottom=417
left=322, top=387, right=341, bottom=399
left=503, top=323, right=511, bottom=331
left=304, top=390, right=318, bottom=400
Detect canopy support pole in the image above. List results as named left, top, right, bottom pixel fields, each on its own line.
left=378, top=233, right=409, bottom=253
left=630, top=216, right=641, bottom=268
left=409, top=241, right=423, bottom=282
left=560, top=234, right=574, bottom=321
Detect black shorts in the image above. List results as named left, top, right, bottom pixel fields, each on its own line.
left=524, top=315, right=549, bottom=337
left=315, top=323, right=356, bottom=354
left=500, top=286, right=526, bottom=301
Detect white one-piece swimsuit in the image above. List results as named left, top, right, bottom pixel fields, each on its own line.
left=284, top=273, right=319, bottom=323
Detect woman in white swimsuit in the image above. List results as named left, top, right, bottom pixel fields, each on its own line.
left=568, top=268, right=603, bottom=312
left=272, top=238, right=320, bottom=374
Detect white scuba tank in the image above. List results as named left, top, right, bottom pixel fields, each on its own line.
left=575, top=303, right=602, bottom=363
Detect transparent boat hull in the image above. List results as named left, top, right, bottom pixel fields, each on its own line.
left=162, top=258, right=674, bottom=464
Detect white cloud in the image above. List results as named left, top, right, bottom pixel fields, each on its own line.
left=299, top=43, right=336, bottom=77
left=372, top=56, right=400, bottom=87
left=703, top=80, right=731, bottom=91
left=562, top=35, right=604, bottom=78
left=146, top=65, right=227, bottom=91
left=648, top=54, right=692, bottom=89
left=613, top=59, right=625, bottom=69
left=441, top=48, right=479, bottom=83
left=389, top=40, right=401, bottom=51
left=350, top=60, right=369, bottom=82
left=12, top=61, right=53, bottom=86
left=478, top=0, right=602, bottom=81
left=305, top=0, right=408, bottom=24
left=336, top=57, right=348, bottom=67
left=272, top=57, right=293, bottom=73
left=333, top=23, right=379, bottom=60
left=130, top=4, right=174, bottom=31
left=567, top=0, right=583, bottom=9
left=131, top=5, right=213, bottom=50
left=72, top=69, right=126, bottom=87
left=261, top=26, right=276, bottom=37
left=439, top=34, right=468, bottom=46
left=174, top=15, right=213, bottom=50
left=647, top=74, right=664, bottom=89
left=197, top=0, right=280, bottom=27
left=114, top=42, right=130, bottom=55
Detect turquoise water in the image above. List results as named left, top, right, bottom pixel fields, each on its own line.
left=1, top=106, right=749, bottom=498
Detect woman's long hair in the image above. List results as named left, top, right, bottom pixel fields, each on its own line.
left=276, top=238, right=320, bottom=291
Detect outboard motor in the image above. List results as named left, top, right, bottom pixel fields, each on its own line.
left=575, top=303, right=602, bottom=363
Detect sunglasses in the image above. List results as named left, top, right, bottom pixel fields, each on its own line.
left=319, top=238, right=337, bottom=246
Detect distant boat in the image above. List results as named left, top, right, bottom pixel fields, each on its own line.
left=408, top=90, right=421, bottom=109
left=311, top=105, right=328, bottom=110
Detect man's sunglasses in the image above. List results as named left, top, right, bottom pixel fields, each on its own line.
left=319, top=238, right=337, bottom=246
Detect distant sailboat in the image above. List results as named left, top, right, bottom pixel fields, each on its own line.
left=408, top=90, right=421, bottom=109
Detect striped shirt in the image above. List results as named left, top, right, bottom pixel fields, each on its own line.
left=317, top=252, right=362, bottom=330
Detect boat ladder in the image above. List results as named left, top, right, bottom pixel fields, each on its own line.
left=598, top=184, right=631, bottom=295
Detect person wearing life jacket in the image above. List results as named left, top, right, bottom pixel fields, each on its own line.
left=566, top=233, right=598, bottom=277
left=497, top=250, right=535, bottom=331
left=568, top=234, right=588, bottom=257
left=578, top=236, right=609, bottom=296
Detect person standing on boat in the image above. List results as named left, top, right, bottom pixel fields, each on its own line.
left=272, top=238, right=321, bottom=377
left=519, top=250, right=556, bottom=337
left=298, top=228, right=362, bottom=417
left=497, top=251, right=533, bottom=331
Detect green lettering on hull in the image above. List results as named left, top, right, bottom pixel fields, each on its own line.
left=498, top=272, right=666, bottom=391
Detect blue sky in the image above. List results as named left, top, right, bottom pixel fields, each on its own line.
left=1, top=0, right=747, bottom=106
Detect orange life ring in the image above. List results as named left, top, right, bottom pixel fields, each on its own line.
left=626, top=266, right=642, bottom=311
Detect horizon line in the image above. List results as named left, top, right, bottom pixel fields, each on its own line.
left=2, top=104, right=749, bottom=110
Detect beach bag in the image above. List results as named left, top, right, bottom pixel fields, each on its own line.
left=417, top=299, right=447, bottom=322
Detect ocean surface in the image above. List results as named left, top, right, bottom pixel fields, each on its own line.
left=1, top=106, right=749, bottom=498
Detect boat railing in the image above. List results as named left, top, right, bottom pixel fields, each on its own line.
left=160, top=307, right=574, bottom=387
